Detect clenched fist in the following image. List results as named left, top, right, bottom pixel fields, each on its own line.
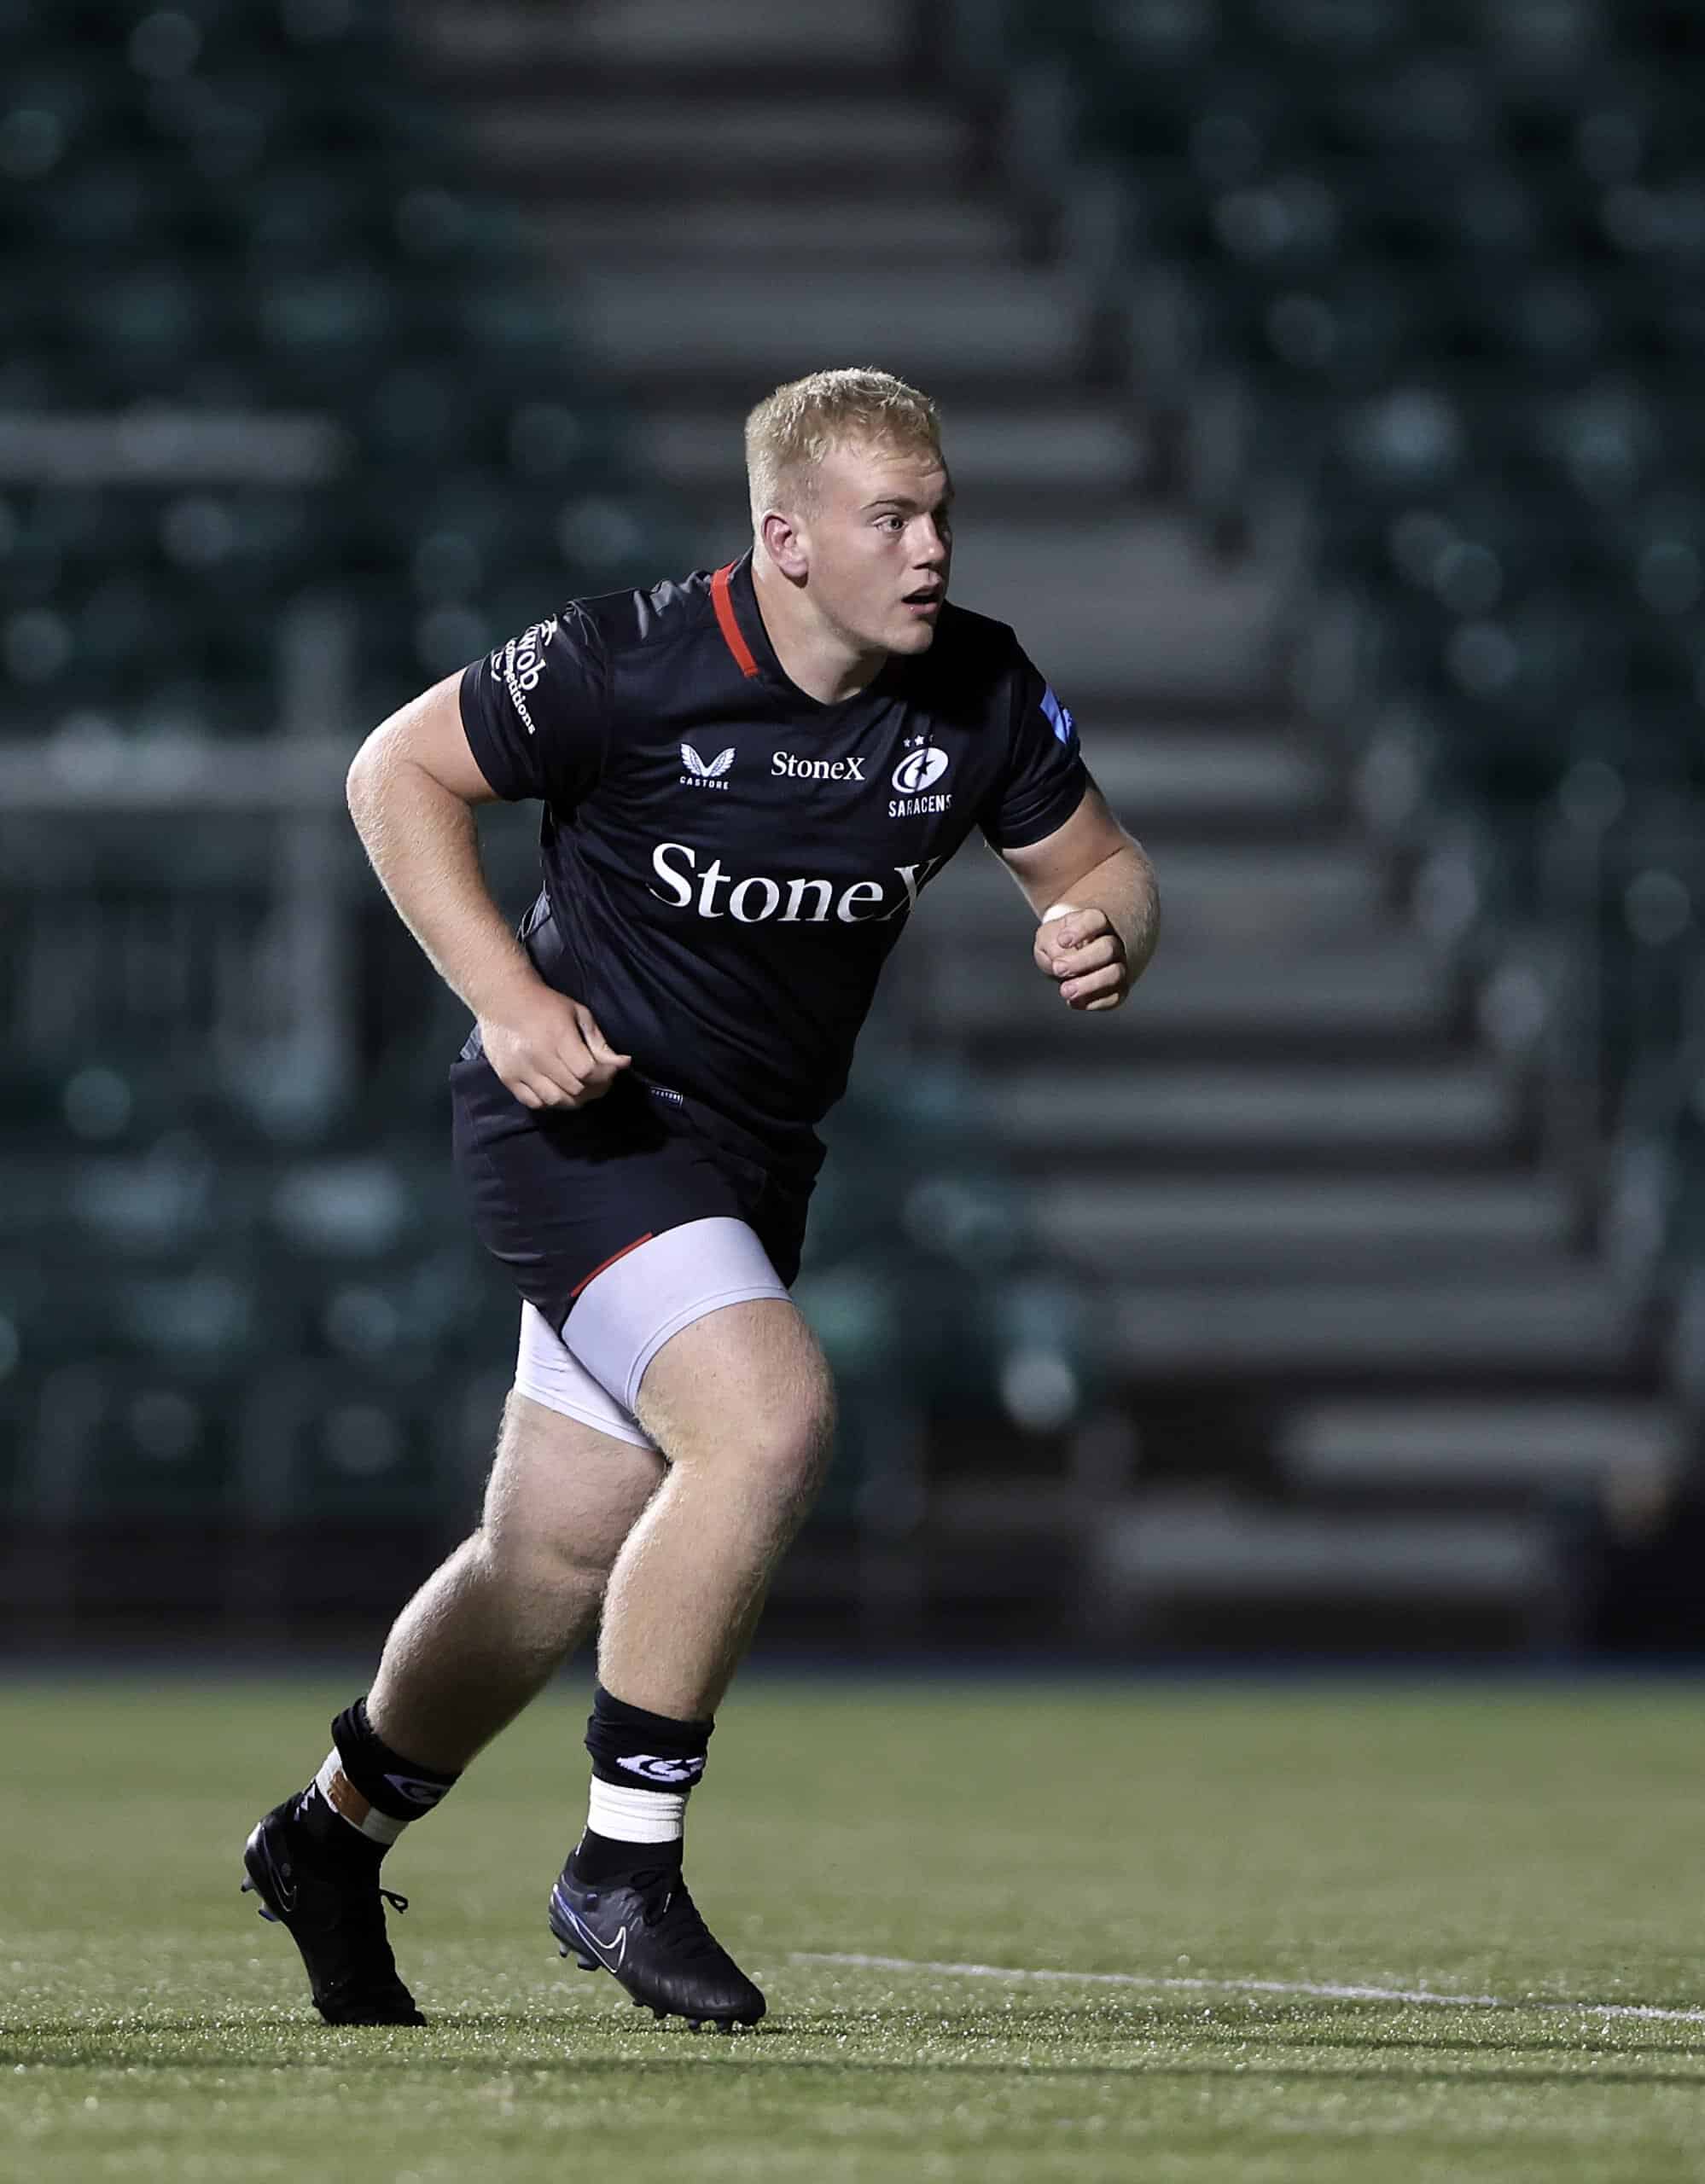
left=1034, top=905, right=1132, bottom=1013
left=480, top=987, right=632, bottom=1110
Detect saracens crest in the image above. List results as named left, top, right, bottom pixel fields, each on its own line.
left=889, top=733, right=953, bottom=818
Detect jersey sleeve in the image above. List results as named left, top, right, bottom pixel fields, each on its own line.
left=457, top=605, right=610, bottom=806
left=977, top=647, right=1090, bottom=851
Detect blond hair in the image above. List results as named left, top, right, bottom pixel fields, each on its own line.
left=744, top=368, right=941, bottom=528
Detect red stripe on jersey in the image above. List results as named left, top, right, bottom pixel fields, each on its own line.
left=570, top=1231, right=657, bottom=1299
left=711, top=562, right=761, bottom=680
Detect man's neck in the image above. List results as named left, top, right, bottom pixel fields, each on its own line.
left=750, top=555, right=887, bottom=707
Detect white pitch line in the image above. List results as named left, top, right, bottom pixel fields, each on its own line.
left=793, top=1951, right=1705, bottom=2027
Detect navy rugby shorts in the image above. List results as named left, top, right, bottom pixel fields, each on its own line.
left=448, top=1043, right=812, bottom=1348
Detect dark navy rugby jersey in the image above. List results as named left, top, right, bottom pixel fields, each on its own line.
left=458, top=549, right=1088, bottom=1178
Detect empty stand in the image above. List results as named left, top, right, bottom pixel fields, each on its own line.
left=3, top=0, right=1700, bottom=1652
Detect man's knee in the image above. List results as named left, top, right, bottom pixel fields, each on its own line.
left=732, top=1363, right=835, bottom=1513
left=478, top=1387, right=662, bottom=1589
left=639, top=1304, right=838, bottom=1505
left=478, top=1502, right=614, bottom=1595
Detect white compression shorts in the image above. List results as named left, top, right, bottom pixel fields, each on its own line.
left=512, top=1213, right=792, bottom=1452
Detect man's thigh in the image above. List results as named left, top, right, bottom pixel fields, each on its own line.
left=482, top=1389, right=666, bottom=1571
left=633, top=1298, right=835, bottom=1465
left=556, top=1216, right=796, bottom=1440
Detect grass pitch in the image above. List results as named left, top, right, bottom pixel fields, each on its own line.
left=5, top=1676, right=1705, bottom=2183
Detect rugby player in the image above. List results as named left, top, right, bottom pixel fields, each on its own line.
left=241, top=369, right=1161, bottom=2030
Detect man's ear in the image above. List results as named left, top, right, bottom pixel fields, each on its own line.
left=759, top=508, right=809, bottom=584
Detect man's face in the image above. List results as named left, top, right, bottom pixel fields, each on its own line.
left=794, top=439, right=953, bottom=659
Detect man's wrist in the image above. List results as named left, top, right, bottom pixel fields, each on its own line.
left=466, top=955, right=550, bottom=1027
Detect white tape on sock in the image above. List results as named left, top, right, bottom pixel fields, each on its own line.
left=314, top=1750, right=406, bottom=1847
left=587, top=1775, right=687, bottom=1845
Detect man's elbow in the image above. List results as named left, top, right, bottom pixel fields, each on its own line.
left=350, top=674, right=496, bottom=811
left=344, top=723, right=390, bottom=825
left=1129, top=843, right=1162, bottom=972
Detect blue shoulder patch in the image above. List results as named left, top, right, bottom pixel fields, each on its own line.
left=1039, top=683, right=1076, bottom=746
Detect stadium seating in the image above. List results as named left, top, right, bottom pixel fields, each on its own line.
left=0, top=0, right=665, bottom=1552
left=0, top=0, right=1092, bottom=1600
left=1009, top=1, right=1704, bottom=793
left=0, top=0, right=680, bottom=735
left=7, top=0, right=1699, bottom=1641
left=1001, top=0, right=1705, bottom=1335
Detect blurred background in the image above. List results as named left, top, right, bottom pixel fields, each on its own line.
left=2, top=0, right=1702, bottom=1664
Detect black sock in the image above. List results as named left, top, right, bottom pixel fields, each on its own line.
left=583, top=1682, right=714, bottom=1789
left=569, top=1682, right=713, bottom=1882
left=299, top=1696, right=461, bottom=1859
left=570, top=1826, right=684, bottom=1885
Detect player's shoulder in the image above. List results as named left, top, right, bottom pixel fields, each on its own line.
left=562, top=566, right=721, bottom=664
left=909, top=599, right=1027, bottom=723
left=932, top=598, right=1023, bottom=665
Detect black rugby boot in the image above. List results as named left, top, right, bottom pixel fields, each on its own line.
left=241, top=1794, right=426, bottom=2026
left=549, top=1859, right=765, bottom=2030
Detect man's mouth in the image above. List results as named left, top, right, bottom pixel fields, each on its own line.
left=902, top=587, right=943, bottom=612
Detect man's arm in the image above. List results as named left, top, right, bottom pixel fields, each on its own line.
left=997, top=785, right=1160, bottom=1014
left=346, top=674, right=630, bottom=1107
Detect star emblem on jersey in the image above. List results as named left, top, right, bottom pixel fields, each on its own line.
left=680, top=742, right=735, bottom=790
left=889, top=734, right=953, bottom=815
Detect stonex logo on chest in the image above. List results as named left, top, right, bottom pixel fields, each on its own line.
left=649, top=844, right=945, bottom=924
left=772, top=752, right=865, bottom=782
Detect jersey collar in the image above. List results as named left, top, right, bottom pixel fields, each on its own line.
left=714, top=549, right=901, bottom=717
left=710, top=556, right=762, bottom=681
